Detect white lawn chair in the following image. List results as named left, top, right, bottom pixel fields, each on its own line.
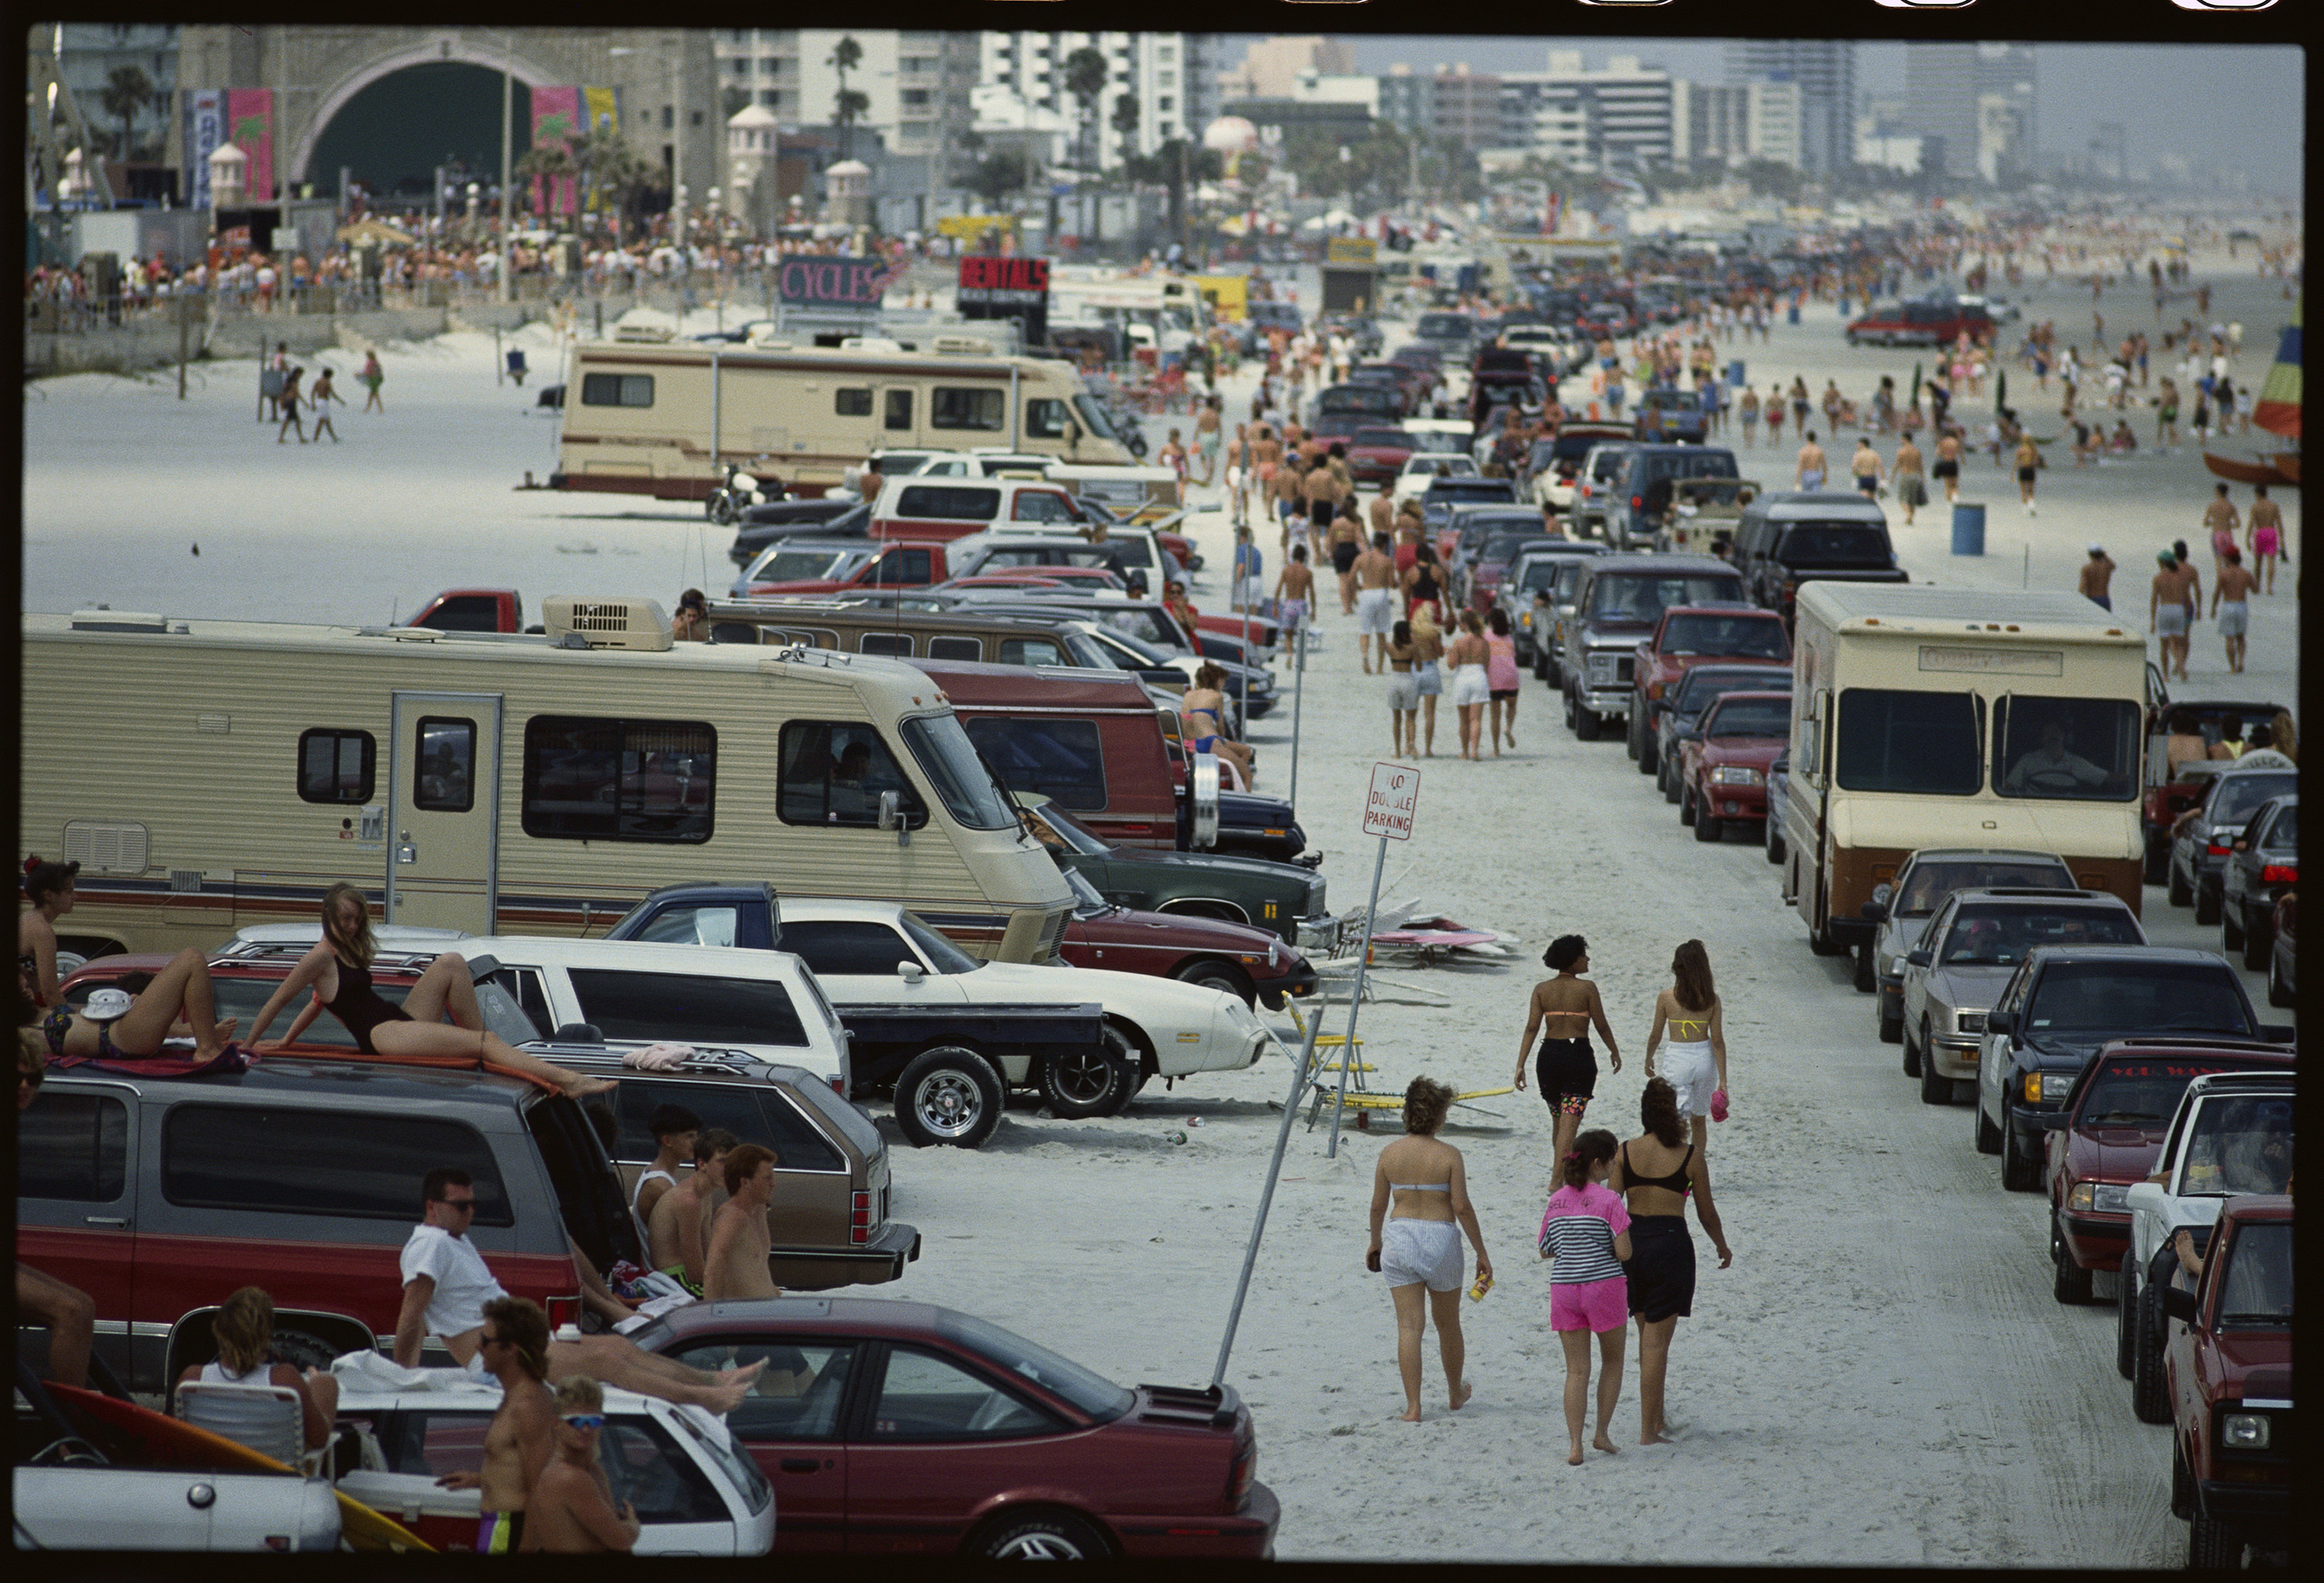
left=175, top=1380, right=324, bottom=1475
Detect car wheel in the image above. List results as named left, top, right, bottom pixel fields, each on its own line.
left=2167, top=856, right=2193, bottom=908
left=1852, top=943, right=1876, bottom=994
left=1920, top=1039, right=1956, bottom=1106
left=2051, top=1215, right=2094, bottom=1303
left=1807, top=915, right=1849, bottom=957
left=2220, top=900, right=2244, bottom=952
left=894, top=1046, right=1006, bottom=1149
left=1625, top=697, right=1645, bottom=761
left=2116, top=1260, right=2140, bottom=1379
left=1638, top=727, right=1659, bottom=777
left=1693, top=802, right=1721, bottom=842
left=1574, top=702, right=1600, bottom=742
left=1765, top=817, right=1785, bottom=865
left=2142, top=835, right=2168, bottom=886
left=2187, top=1512, right=2241, bottom=1571
left=1172, top=958, right=1257, bottom=1007
left=1879, top=999, right=1903, bottom=1045
left=2268, top=948, right=2294, bottom=1007
left=2240, top=905, right=2271, bottom=971
left=269, top=1327, right=342, bottom=1372
left=2171, top=1437, right=2194, bottom=1520
left=2001, top=1127, right=2040, bottom=1192
left=1902, top=1017, right=1922, bottom=1076
left=1534, top=652, right=1551, bottom=683
left=977, top=1509, right=1113, bottom=1561
left=1679, top=780, right=1697, bottom=826
left=1660, top=755, right=1682, bottom=804
left=2192, top=879, right=2221, bottom=926
left=1974, top=1095, right=2003, bottom=1155
left=1038, top=1031, right=1134, bottom=1120
left=1562, top=685, right=1578, bottom=730
left=2131, top=1275, right=2171, bottom=1423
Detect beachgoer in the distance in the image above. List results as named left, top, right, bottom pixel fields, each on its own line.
left=1608, top=1077, right=1732, bottom=1445
left=1485, top=607, right=1522, bottom=753
left=648, top=1128, right=737, bottom=1293
left=1539, top=1128, right=1631, bottom=1464
left=1274, top=544, right=1315, bottom=639
left=2247, top=484, right=2285, bottom=594
left=1642, top=940, right=1727, bottom=1155
left=2212, top=548, right=2257, bottom=674
left=1514, top=934, right=1624, bottom=1166
left=1365, top=1077, right=1491, bottom=1423
left=1384, top=619, right=1420, bottom=758
left=2079, top=544, right=2116, bottom=611
left=1445, top=610, right=1492, bottom=760
left=671, top=588, right=710, bottom=642
left=1353, top=532, right=1397, bottom=672
left=360, top=349, right=385, bottom=412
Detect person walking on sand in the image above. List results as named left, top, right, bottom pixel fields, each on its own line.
left=359, top=348, right=385, bottom=411
left=2013, top=432, right=2042, bottom=514
left=2150, top=550, right=2199, bottom=681
left=2247, top=484, right=2285, bottom=594
left=1329, top=508, right=1363, bottom=615
left=1485, top=607, right=1522, bottom=752
left=308, top=366, right=345, bottom=442
left=1407, top=604, right=1446, bottom=756
left=1738, top=384, right=1760, bottom=447
left=1540, top=1129, right=1631, bottom=1464
left=1932, top=429, right=1963, bottom=504
left=1794, top=430, right=1827, bottom=492
left=1194, top=394, right=1222, bottom=487
left=1274, top=544, right=1315, bottom=640
left=1608, top=1077, right=1731, bottom=1446
left=1850, top=436, right=1885, bottom=501
left=1444, top=610, right=1492, bottom=760
left=275, top=364, right=308, bottom=444
left=2203, top=483, right=2241, bottom=582
left=1365, top=1077, right=1492, bottom=1423
left=1892, top=432, right=1926, bottom=525
left=1353, top=532, right=1397, bottom=673
left=1384, top=619, right=1421, bottom=758
left=1514, top=934, right=1624, bottom=1166
left=1643, top=940, right=1726, bottom=1156
left=1763, top=385, right=1784, bottom=448
left=2080, top=544, right=2117, bottom=611
left=2211, top=549, right=2258, bottom=674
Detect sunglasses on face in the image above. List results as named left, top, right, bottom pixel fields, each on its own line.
left=438, top=1196, right=477, bottom=1211
left=562, top=1415, right=606, bottom=1430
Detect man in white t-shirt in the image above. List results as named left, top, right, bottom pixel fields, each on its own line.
left=395, top=1168, right=755, bottom=1413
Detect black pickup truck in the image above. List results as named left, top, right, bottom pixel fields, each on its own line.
left=1731, top=492, right=1912, bottom=627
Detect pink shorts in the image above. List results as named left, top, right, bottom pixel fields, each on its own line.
left=1551, top=1275, right=1629, bottom=1333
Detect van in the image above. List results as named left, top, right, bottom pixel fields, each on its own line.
left=1042, top=462, right=1183, bottom=513
left=869, top=475, right=1092, bottom=543
left=701, top=599, right=1100, bottom=669
left=1602, top=444, right=1740, bottom=549
left=552, top=339, right=1134, bottom=503
left=1781, top=584, right=2154, bottom=962
left=22, top=601, right=1073, bottom=966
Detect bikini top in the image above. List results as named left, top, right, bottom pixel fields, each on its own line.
left=1622, top=1141, right=1694, bottom=1195
left=1389, top=1182, right=1451, bottom=1191
left=1667, top=997, right=1714, bottom=1040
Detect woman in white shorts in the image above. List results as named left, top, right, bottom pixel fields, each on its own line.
left=1366, top=1077, right=1492, bottom=1422
left=1643, top=939, right=1728, bottom=1154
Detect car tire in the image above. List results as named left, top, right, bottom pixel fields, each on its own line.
left=2187, top=1512, right=2240, bottom=1571
left=1807, top=916, right=1848, bottom=957
left=2220, top=901, right=2244, bottom=952
left=2240, top=905, right=2271, bottom=971
left=1920, top=1039, right=1955, bottom=1106
left=1974, top=1095, right=2003, bottom=1155
left=2171, top=1437, right=2194, bottom=1521
left=1879, top=1000, right=1903, bottom=1045
left=2143, top=835, right=2168, bottom=886
left=1902, top=1017, right=1922, bottom=1076
left=1660, top=755, right=1682, bottom=804
left=269, top=1327, right=342, bottom=1373
left=1637, top=725, right=1659, bottom=777
left=977, top=1509, right=1114, bottom=1561
left=2002, top=1127, right=2040, bottom=1192
left=1693, top=804, right=1721, bottom=842
left=894, top=1046, right=1006, bottom=1149
left=2168, top=858, right=2193, bottom=909
left=1679, top=781, right=1697, bottom=826
left=2116, top=1261, right=2140, bottom=1380
left=2268, top=948, right=2294, bottom=1007
left=1765, top=817, right=1785, bottom=865
left=1172, top=958, right=1257, bottom=1007
left=2051, top=1215, right=2094, bottom=1304
left=1574, top=701, right=1600, bottom=742
left=2192, top=880, right=2221, bottom=927
left=1625, top=698, right=1645, bottom=762
left=2131, top=1275, right=2171, bottom=1423
left=1853, top=943, right=1877, bottom=994
left=1038, top=1031, right=1134, bottom=1121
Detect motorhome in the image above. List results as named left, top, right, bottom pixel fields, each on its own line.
left=1779, top=585, right=2155, bottom=960
left=21, top=600, right=1074, bottom=969
left=552, top=336, right=1134, bottom=502
left=1046, top=271, right=1211, bottom=358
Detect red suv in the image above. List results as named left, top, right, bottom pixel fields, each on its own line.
left=1627, top=603, right=1791, bottom=774
left=2163, top=1194, right=2291, bottom=1568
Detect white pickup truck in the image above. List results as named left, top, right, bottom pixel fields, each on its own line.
left=2119, top=1071, right=2295, bottom=1423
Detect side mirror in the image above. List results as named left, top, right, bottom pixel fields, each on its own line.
left=2161, top=1285, right=2198, bottom=1323
left=897, top=961, right=926, bottom=986
left=1985, top=1009, right=2016, bottom=1037
left=1861, top=900, right=1888, bottom=921
left=877, top=790, right=911, bottom=848
left=1906, top=948, right=1932, bottom=969
left=2123, top=1181, right=2168, bottom=1219
left=1872, top=881, right=1893, bottom=908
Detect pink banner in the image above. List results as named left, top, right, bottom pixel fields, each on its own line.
left=531, top=87, right=581, bottom=218
left=225, top=88, right=273, bottom=204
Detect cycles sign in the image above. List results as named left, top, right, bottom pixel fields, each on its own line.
left=775, top=255, right=907, bottom=309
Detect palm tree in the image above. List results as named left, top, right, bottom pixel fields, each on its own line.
left=99, top=64, right=154, bottom=163
left=569, top=126, right=655, bottom=246
left=1062, top=46, right=1109, bottom=246
left=828, top=35, right=863, bottom=161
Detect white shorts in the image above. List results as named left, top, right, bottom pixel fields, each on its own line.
left=2216, top=602, right=2249, bottom=638
left=1449, top=666, right=1491, bottom=707
left=1356, top=588, right=1394, bottom=635
left=1379, top=1217, right=1465, bottom=1292
left=1659, top=1040, right=1718, bottom=1119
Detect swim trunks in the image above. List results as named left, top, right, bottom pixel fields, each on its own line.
left=476, top=1509, right=526, bottom=1554
left=2155, top=604, right=2188, bottom=638
left=2216, top=601, right=2249, bottom=638
left=1799, top=470, right=1824, bottom=490
left=1377, top=1217, right=1464, bottom=1292
left=1332, top=541, right=1360, bottom=575
left=1535, top=1038, right=1597, bottom=1118
left=1356, top=588, right=1394, bottom=635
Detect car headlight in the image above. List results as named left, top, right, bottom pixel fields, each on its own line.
left=2024, top=1072, right=2075, bottom=1104
left=2222, top=1413, right=2271, bottom=1451
left=1710, top=766, right=1764, bottom=786
left=1587, top=654, right=1618, bottom=682
left=2064, top=1182, right=2130, bottom=1213
left=1956, top=1009, right=1987, bottom=1034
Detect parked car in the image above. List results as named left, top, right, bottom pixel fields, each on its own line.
left=1632, top=386, right=1708, bottom=442
left=1728, top=492, right=1910, bottom=626
left=1626, top=604, right=1791, bottom=775
left=1532, top=552, right=1599, bottom=687
left=1865, top=848, right=2079, bottom=1042
left=2159, top=1192, right=2292, bottom=1568
left=2120, top=1072, right=2295, bottom=1423
left=2166, top=764, right=2301, bottom=924
left=2218, top=793, right=2297, bottom=969
left=736, top=538, right=952, bottom=598
left=1559, top=555, right=1747, bottom=741
left=1655, top=662, right=1793, bottom=803
left=869, top=477, right=1094, bottom=545
left=1973, top=948, right=2277, bottom=1193
left=731, top=498, right=870, bottom=566
left=1651, top=476, right=1763, bottom=558
left=947, top=533, right=1134, bottom=583
left=1845, top=295, right=1993, bottom=348
left=1676, top=691, right=1791, bottom=843
left=1501, top=543, right=1607, bottom=671
left=332, top=1375, right=775, bottom=1554
left=1529, top=422, right=1631, bottom=515
left=626, top=1296, right=1279, bottom=1558
left=2266, top=892, right=2295, bottom=1008
left=1566, top=442, right=1639, bottom=542
left=1343, top=425, right=1416, bottom=487
left=1416, top=475, right=1519, bottom=540
left=2140, top=700, right=2287, bottom=879
left=2041, top=1037, right=2295, bottom=1305
left=1411, top=310, right=1480, bottom=360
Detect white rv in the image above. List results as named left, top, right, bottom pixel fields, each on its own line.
left=22, top=600, right=1073, bottom=966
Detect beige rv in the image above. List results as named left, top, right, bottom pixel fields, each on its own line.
left=21, top=600, right=1073, bottom=967
left=553, top=336, right=1136, bottom=502
left=1780, top=584, right=2154, bottom=959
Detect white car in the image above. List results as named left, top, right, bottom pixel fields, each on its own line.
left=15, top=1461, right=342, bottom=1550
left=1391, top=452, right=1478, bottom=510
left=330, top=1371, right=775, bottom=1554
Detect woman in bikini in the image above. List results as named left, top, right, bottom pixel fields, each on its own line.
left=1643, top=939, right=1726, bottom=1155
left=33, top=948, right=242, bottom=1065
left=1364, top=1076, right=1492, bottom=1423
left=1514, top=934, right=1624, bottom=1168
left=1607, top=1076, right=1731, bottom=1446
left=1384, top=619, right=1421, bottom=759
left=1408, top=605, right=1446, bottom=758
left=19, top=855, right=80, bottom=1011
left=1179, top=663, right=1255, bottom=788
left=242, top=883, right=613, bottom=1099
left=1442, top=610, right=1492, bottom=760
left=1484, top=607, right=1522, bottom=754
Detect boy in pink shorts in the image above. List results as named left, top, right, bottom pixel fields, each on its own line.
left=1540, top=1130, right=1632, bottom=1464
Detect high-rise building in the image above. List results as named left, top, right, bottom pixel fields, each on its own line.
left=1217, top=36, right=1354, bottom=102
left=710, top=29, right=978, bottom=163
left=50, top=22, right=180, bottom=163
left=1722, top=40, right=1854, bottom=174
left=978, top=32, right=1222, bottom=167
left=1503, top=53, right=1679, bottom=173
left=1901, top=42, right=2037, bottom=182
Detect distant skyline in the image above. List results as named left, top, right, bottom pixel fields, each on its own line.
left=1220, top=36, right=2302, bottom=194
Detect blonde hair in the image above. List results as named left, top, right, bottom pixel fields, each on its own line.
left=321, top=882, right=376, bottom=969
left=554, top=1375, right=605, bottom=1415
left=213, top=1286, right=277, bottom=1376
left=1411, top=604, right=1441, bottom=642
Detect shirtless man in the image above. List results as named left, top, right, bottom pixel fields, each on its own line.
left=1299, top=450, right=1339, bottom=558
left=648, top=1128, right=737, bottom=1291
left=1794, top=430, right=1827, bottom=492
left=1932, top=430, right=1964, bottom=504
left=2210, top=549, right=2259, bottom=674
left=1274, top=545, right=1317, bottom=640
left=631, top=1104, right=700, bottom=1233
left=2079, top=544, right=2117, bottom=611
left=1336, top=507, right=1370, bottom=614
left=1272, top=456, right=1305, bottom=555
left=703, top=1144, right=782, bottom=1302
left=2150, top=551, right=2200, bottom=681
left=1893, top=432, right=1925, bottom=525
left=521, top=1376, right=639, bottom=1554
left=1193, top=395, right=1222, bottom=487
left=2202, top=483, right=2241, bottom=581
left=2246, top=484, right=2284, bottom=594
left=437, top=1296, right=559, bottom=1554
left=1353, top=532, right=1398, bottom=675
left=1849, top=436, right=1885, bottom=501
left=1511, top=934, right=1624, bottom=1168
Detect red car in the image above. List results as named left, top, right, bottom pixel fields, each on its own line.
left=2041, top=1038, right=2295, bottom=1303
left=627, top=1296, right=1279, bottom=1560
left=2161, top=1193, right=2291, bottom=1568
left=942, top=569, right=1129, bottom=594
left=1344, top=425, right=1417, bottom=487
left=1628, top=603, right=1791, bottom=775
left=1056, top=865, right=1317, bottom=1007
left=1678, top=690, right=1790, bottom=843
left=746, top=539, right=952, bottom=596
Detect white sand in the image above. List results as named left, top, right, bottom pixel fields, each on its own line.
left=20, top=227, right=2297, bottom=1566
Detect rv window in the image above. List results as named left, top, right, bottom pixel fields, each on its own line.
left=297, top=728, right=377, bottom=804
left=963, top=718, right=1107, bottom=810
left=1026, top=397, right=1068, bottom=439
left=1835, top=689, right=1981, bottom=796
left=927, top=636, right=983, bottom=661
left=778, top=721, right=928, bottom=830
left=835, top=387, right=874, bottom=418
left=415, top=717, right=476, bottom=814
left=1992, top=697, right=2140, bottom=801
left=931, top=386, right=1006, bottom=432
left=996, top=636, right=1068, bottom=668
left=567, top=969, right=812, bottom=1048
left=163, top=1106, right=511, bottom=1224
left=521, top=717, right=717, bottom=844
left=859, top=632, right=914, bottom=656
left=579, top=373, right=654, bottom=408
left=899, top=714, right=1019, bottom=831
left=884, top=389, right=913, bottom=432
left=17, top=1093, right=127, bottom=1202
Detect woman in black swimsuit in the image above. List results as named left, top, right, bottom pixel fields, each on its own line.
left=243, top=883, right=612, bottom=1098
left=1513, top=934, right=1623, bottom=1167
left=1607, top=1076, right=1731, bottom=1446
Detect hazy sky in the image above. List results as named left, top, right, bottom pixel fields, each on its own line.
left=1229, top=37, right=2303, bottom=194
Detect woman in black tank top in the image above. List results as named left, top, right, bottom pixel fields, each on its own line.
left=1608, top=1077, right=1731, bottom=1447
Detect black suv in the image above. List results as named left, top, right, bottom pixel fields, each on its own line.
left=1559, top=554, right=1747, bottom=741
left=1730, top=491, right=1910, bottom=625
left=1603, top=445, right=1740, bottom=549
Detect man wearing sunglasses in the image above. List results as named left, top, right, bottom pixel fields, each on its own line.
left=436, top=1295, right=559, bottom=1554
left=521, top=1376, right=641, bottom=1554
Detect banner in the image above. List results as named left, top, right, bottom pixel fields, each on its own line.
left=776, top=253, right=908, bottom=310
left=184, top=88, right=223, bottom=211
left=1324, top=236, right=1377, bottom=265
left=957, top=254, right=1049, bottom=344
left=225, top=88, right=273, bottom=203
left=531, top=86, right=581, bottom=217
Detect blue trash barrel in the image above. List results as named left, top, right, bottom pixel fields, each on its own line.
left=1727, top=360, right=1746, bottom=387
left=1951, top=503, right=1986, bottom=556
left=1787, top=302, right=1801, bottom=325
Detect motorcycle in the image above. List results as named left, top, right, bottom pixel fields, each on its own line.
left=705, top=462, right=781, bottom=526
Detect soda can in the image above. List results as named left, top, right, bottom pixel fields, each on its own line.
left=1185, top=1116, right=1205, bottom=1128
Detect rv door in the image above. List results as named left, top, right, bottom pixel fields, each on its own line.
left=387, top=692, right=504, bottom=933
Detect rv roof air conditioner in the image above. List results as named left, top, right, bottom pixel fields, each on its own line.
left=612, top=323, right=676, bottom=343
left=839, top=336, right=906, bottom=353
left=929, top=336, right=993, bottom=356
left=542, top=597, right=675, bottom=652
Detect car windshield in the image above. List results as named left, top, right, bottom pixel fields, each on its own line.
left=1779, top=524, right=1892, bottom=563
left=1937, top=905, right=2144, bottom=965
left=1025, top=801, right=1112, bottom=856
left=2216, top=1222, right=2294, bottom=1325
left=1646, top=391, right=1703, bottom=411
left=1552, top=433, right=1607, bottom=463
left=1417, top=314, right=1472, bottom=339
left=2024, top=961, right=2254, bottom=1038
left=1661, top=614, right=1787, bottom=659
left=1700, top=698, right=1790, bottom=738
left=1516, top=559, right=1573, bottom=593
left=1351, top=428, right=1408, bottom=449
left=934, top=1309, right=1135, bottom=1419
left=898, top=715, right=1017, bottom=831
left=2210, top=771, right=2301, bottom=826
left=1588, top=573, right=1745, bottom=621
left=1836, top=689, right=1982, bottom=797
left=751, top=548, right=855, bottom=583
left=900, top=910, right=985, bottom=973
left=1058, top=864, right=1112, bottom=914
left=2078, top=1060, right=2260, bottom=1126
left=1676, top=668, right=1787, bottom=713
left=1071, top=394, right=1120, bottom=444
left=1992, top=697, right=2141, bottom=803
left=2179, top=1096, right=2295, bottom=1198
left=1407, top=432, right=1467, bottom=456
left=1898, top=860, right=2074, bottom=915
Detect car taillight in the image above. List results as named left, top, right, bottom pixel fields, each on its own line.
left=2261, top=864, right=2297, bottom=885
left=1631, top=495, right=1643, bottom=509
left=830, top=1075, right=846, bottom=1094
left=1228, top=1436, right=1257, bottom=1504
left=851, top=1189, right=872, bottom=1245
left=2207, top=842, right=2234, bottom=858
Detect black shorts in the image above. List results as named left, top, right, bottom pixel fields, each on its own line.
left=2016, top=466, right=2037, bottom=483
left=1310, top=497, right=1336, bottom=528
left=1332, top=542, right=1360, bottom=574
left=1931, top=459, right=1959, bottom=479
left=1490, top=688, right=1518, bottom=701
left=1621, top=1214, right=1697, bottom=1322
left=1535, top=1038, right=1597, bottom=1117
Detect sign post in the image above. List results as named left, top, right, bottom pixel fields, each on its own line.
left=1285, top=626, right=1309, bottom=808
left=1328, top=762, right=1419, bottom=1157
left=1210, top=989, right=1329, bottom=1390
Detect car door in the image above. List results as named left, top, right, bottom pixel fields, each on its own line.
left=1903, top=896, right=1958, bottom=1037
left=782, top=920, right=969, bottom=1008
left=16, top=1079, right=139, bottom=1376
left=1980, top=964, right=2033, bottom=1122
left=387, top=692, right=504, bottom=934
left=845, top=1341, right=1077, bottom=1554
left=661, top=1334, right=862, bottom=1553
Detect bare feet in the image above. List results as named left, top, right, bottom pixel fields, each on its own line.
left=1451, top=1379, right=1473, bottom=1412
left=705, top=1382, right=750, bottom=1415
left=1566, top=1445, right=1585, bottom=1466
left=565, top=1075, right=619, bottom=1098
left=1640, top=1430, right=1676, bottom=1446
left=1592, top=1433, right=1621, bottom=1456
left=1398, top=1406, right=1423, bottom=1423
left=717, top=1358, right=768, bottom=1385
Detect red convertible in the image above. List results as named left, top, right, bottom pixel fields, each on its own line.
left=1678, top=690, right=1790, bottom=844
